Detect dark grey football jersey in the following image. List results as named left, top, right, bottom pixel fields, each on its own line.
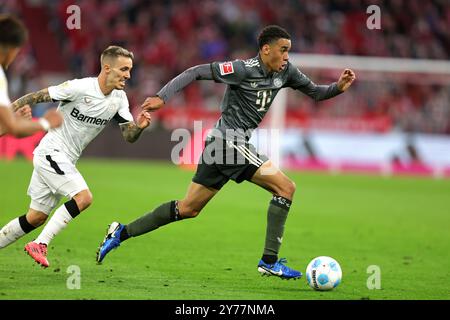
left=210, top=55, right=341, bottom=141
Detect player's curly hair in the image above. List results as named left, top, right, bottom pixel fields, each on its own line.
left=0, top=14, right=28, bottom=47
left=257, top=25, right=291, bottom=49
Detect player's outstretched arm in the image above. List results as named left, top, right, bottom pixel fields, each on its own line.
left=0, top=105, right=62, bottom=138
left=11, top=88, right=53, bottom=111
left=141, top=64, right=213, bottom=112
left=293, top=68, right=356, bottom=101
left=119, top=110, right=151, bottom=143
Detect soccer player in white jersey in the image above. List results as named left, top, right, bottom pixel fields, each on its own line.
left=0, top=14, right=62, bottom=137
left=0, top=45, right=151, bottom=268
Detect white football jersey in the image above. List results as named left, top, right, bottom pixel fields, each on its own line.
left=0, top=65, right=11, bottom=108
left=34, top=77, right=134, bottom=163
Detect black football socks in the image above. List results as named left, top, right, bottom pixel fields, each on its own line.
left=124, top=200, right=182, bottom=238
left=262, top=196, right=292, bottom=265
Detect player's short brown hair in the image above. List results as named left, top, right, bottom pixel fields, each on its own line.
left=100, top=45, right=134, bottom=65
left=0, top=14, right=28, bottom=47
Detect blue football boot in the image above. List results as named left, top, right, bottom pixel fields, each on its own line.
left=257, top=258, right=302, bottom=280
left=96, top=222, right=124, bottom=263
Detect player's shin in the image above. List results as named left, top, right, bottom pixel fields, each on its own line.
left=0, top=215, right=36, bottom=248
left=261, top=196, right=292, bottom=264
left=125, top=200, right=182, bottom=237
left=34, top=199, right=80, bottom=245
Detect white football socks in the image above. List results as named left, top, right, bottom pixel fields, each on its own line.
left=0, top=218, right=26, bottom=248
left=34, top=204, right=73, bottom=245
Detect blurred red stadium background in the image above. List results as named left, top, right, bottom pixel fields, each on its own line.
left=1, top=0, right=449, bottom=177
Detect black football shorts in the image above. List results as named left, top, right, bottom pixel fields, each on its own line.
left=192, top=135, right=269, bottom=190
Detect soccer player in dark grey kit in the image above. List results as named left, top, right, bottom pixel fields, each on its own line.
left=97, top=25, right=355, bottom=279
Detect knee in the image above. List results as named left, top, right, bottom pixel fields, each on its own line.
left=73, top=190, right=93, bottom=211
left=280, top=180, right=296, bottom=199
left=177, top=201, right=201, bottom=219
left=288, top=180, right=297, bottom=196
left=26, top=211, right=48, bottom=227
left=80, top=191, right=93, bottom=209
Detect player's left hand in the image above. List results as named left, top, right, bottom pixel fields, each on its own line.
left=15, top=104, right=32, bottom=120
left=141, top=96, right=164, bottom=112
left=137, top=110, right=152, bottom=129
left=337, top=69, right=356, bottom=92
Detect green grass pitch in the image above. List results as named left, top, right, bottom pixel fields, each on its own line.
left=0, top=158, right=449, bottom=300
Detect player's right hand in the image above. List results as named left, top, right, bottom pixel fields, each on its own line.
left=15, top=105, right=32, bottom=120
left=137, top=110, right=152, bottom=129
left=140, top=96, right=164, bottom=112
left=42, top=109, right=63, bottom=128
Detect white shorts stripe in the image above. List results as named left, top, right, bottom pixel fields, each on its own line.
left=236, top=145, right=264, bottom=166
left=229, top=144, right=259, bottom=166
left=239, top=145, right=264, bottom=165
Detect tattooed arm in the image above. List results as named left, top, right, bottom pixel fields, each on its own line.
left=119, top=122, right=144, bottom=143
left=119, top=111, right=151, bottom=143
left=11, top=88, right=53, bottom=111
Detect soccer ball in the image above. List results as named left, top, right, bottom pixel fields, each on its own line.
left=306, top=256, right=342, bottom=291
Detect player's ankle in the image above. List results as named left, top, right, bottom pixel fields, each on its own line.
left=262, top=254, right=277, bottom=264
left=119, top=226, right=130, bottom=242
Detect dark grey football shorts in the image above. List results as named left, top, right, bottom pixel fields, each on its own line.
left=192, top=136, right=269, bottom=190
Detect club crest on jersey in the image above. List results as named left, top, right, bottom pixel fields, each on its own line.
left=83, top=97, right=92, bottom=105
left=219, top=62, right=234, bottom=76
left=273, top=78, right=283, bottom=88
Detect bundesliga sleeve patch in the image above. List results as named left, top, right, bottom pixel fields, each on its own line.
left=219, top=62, right=234, bottom=76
